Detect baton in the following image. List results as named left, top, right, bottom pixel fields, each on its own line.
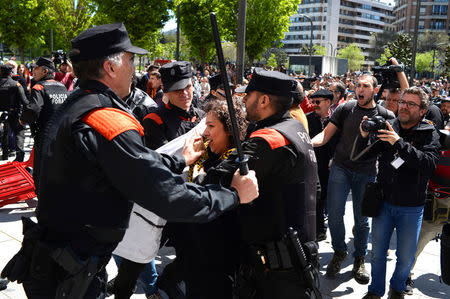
left=210, top=12, right=249, bottom=175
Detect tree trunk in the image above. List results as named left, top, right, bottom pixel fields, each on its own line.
left=20, top=48, right=25, bottom=64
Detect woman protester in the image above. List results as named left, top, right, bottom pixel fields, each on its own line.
left=182, top=97, right=248, bottom=299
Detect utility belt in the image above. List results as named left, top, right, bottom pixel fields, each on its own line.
left=1, top=217, right=122, bottom=298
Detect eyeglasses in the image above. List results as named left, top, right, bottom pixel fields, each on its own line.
left=313, top=99, right=325, bottom=105
left=398, top=100, right=421, bottom=108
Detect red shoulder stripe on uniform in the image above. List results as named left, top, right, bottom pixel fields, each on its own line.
left=32, top=84, right=44, bottom=91
left=249, top=129, right=290, bottom=150
left=143, top=113, right=163, bottom=125
left=82, top=108, right=144, bottom=141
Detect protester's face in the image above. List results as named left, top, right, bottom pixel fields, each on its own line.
left=32, top=66, right=47, bottom=81
left=441, top=102, right=450, bottom=115
left=385, top=91, right=400, bottom=114
left=356, top=76, right=375, bottom=107
left=18, top=65, right=25, bottom=74
left=328, top=84, right=340, bottom=102
left=242, top=91, right=261, bottom=122
left=60, top=64, right=67, bottom=73
left=114, top=52, right=135, bottom=99
left=166, top=79, right=193, bottom=111
left=312, top=97, right=330, bottom=117
left=149, top=75, right=161, bottom=89
left=203, top=112, right=230, bottom=155
left=398, top=93, right=425, bottom=127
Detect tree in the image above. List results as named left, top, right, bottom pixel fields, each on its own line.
left=245, top=0, right=301, bottom=62
left=417, top=31, right=449, bottom=53
left=0, top=0, right=51, bottom=62
left=313, top=45, right=326, bottom=56
left=94, top=0, right=173, bottom=50
left=176, top=0, right=237, bottom=65
left=368, top=30, right=397, bottom=62
left=266, top=53, right=277, bottom=69
left=337, top=44, right=365, bottom=71
left=380, top=33, right=412, bottom=68
left=261, top=47, right=289, bottom=68
left=47, top=0, right=97, bottom=51
left=415, top=51, right=438, bottom=74
left=444, top=46, right=450, bottom=77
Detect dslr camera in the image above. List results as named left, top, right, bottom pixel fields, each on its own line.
left=372, top=60, right=404, bottom=89
left=52, top=50, right=67, bottom=66
left=361, top=116, right=387, bottom=132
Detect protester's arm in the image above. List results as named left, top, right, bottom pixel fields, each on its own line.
left=390, top=57, right=409, bottom=91
left=311, top=122, right=338, bottom=147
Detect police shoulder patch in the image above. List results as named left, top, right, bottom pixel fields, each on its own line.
left=143, top=113, right=163, bottom=125
left=16, top=82, right=21, bottom=87
left=32, top=84, right=44, bottom=91
left=82, top=108, right=144, bottom=141
left=249, top=128, right=290, bottom=150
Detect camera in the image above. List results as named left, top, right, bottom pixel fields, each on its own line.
left=361, top=116, right=387, bottom=132
left=52, top=50, right=67, bottom=66
left=372, top=60, right=404, bottom=89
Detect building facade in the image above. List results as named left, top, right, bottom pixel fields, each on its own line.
left=283, top=0, right=395, bottom=67
left=393, top=0, right=449, bottom=34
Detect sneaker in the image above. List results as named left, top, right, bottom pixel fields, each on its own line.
left=405, top=277, right=414, bottom=296
left=352, top=256, right=370, bottom=284
left=326, top=250, right=348, bottom=278
left=362, top=292, right=381, bottom=299
left=0, top=278, right=9, bottom=291
left=388, top=287, right=405, bottom=299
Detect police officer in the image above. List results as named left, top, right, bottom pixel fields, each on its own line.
left=1, top=23, right=258, bottom=298
left=20, top=57, right=68, bottom=187
left=142, top=61, right=205, bottom=297
left=209, top=69, right=320, bottom=298
left=142, top=61, right=204, bottom=150
left=124, top=75, right=157, bottom=123
left=0, top=64, right=28, bottom=161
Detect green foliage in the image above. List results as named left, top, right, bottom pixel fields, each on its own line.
left=266, top=53, right=277, bottom=69
left=415, top=51, right=438, bottom=74
left=368, top=30, right=397, bottom=62
left=417, top=31, right=449, bottom=53
left=94, top=0, right=173, bottom=50
left=337, top=44, right=365, bottom=71
left=262, top=48, right=289, bottom=67
left=47, top=0, right=97, bottom=51
left=386, top=33, right=412, bottom=68
left=176, top=0, right=237, bottom=64
left=299, top=45, right=310, bottom=55
left=0, top=0, right=50, bottom=62
left=245, top=0, right=301, bottom=62
left=313, top=45, right=326, bottom=56
left=444, top=46, right=450, bottom=77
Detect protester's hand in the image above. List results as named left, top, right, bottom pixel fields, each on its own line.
left=377, top=121, right=399, bottom=145
left=182, top=130, right=204, bottom=166
left=230, top=169, right=259, bottom=204
left=360, top=116, right=369, bottom=138
left=389, top=57, right=399, bottom=66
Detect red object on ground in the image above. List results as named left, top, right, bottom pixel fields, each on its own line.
left=0, top=151, right=35, bottom=207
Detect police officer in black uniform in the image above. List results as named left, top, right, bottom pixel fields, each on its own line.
left=1, top=23, right=258, bottom=299
left=20, top=57, right=68, bottom=187
left=142, top=61, right=205, bottom=297
left=209, top=68, right=320, bottom=298
left=124, top=75, right=157, bottom=123
left=0, top=64, right=28, bottom=161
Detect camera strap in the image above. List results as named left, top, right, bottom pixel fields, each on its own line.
left=350, top=134, right=379, bottom=162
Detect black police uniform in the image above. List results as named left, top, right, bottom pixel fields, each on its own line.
left=0, top=73, right=28, bottom=161
left=124, top=87, right=157, bottom=123
left=213, top=69, right=319, bottom=298
left=1, top=23, right=243, bottom=299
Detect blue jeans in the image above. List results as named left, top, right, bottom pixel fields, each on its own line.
left=327, top=163, right=375, bottom=257
left=368, top=201, right=424, bottom=296
left=113, top=255, right=158, bottom=296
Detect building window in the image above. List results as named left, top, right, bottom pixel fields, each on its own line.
left=419, top=20, right=424, bottom=29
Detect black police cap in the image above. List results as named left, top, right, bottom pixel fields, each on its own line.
left=160, top=61, right=193, bottom=92
left=35, top=57, right=55, bottom=71
left=69, top=23, right=147, bottom=62
left=235, top=68, right=298, bottom=99
left=209, top=74, right=234, bottom=91
left=309, top=89, right=334, bottom=101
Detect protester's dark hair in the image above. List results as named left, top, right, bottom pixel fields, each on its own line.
left=150, top=71, right=161, bottom=79
left=388, top=87, right=401, bottom=94
left=42, top=66, right=55, bottom=78
left=203, top=97, right=248, bottom=145
left=72, top=52, right=124, bottom=82
left=402, top=86, right=429, bottom=109
left=358, top=73, right=378, bottom=88
left=333, top=82, right=346, bottom=97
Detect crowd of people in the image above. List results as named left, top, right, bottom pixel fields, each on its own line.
left=0, top=22, right=448, bottom=299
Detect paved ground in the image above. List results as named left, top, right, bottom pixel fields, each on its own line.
left=0, top=134, right=448, bottom=298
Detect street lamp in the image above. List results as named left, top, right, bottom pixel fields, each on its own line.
left=324, top=41, right=333, bottom=57
left=299, top=14, right=313, bottom=76
left=334, top=47, right=339, bottom=57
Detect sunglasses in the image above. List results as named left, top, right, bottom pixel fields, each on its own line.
left=312, top=99, right=326, bottom=105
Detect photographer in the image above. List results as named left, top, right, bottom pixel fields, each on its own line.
left=355, top=87, right=441, bottom=299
